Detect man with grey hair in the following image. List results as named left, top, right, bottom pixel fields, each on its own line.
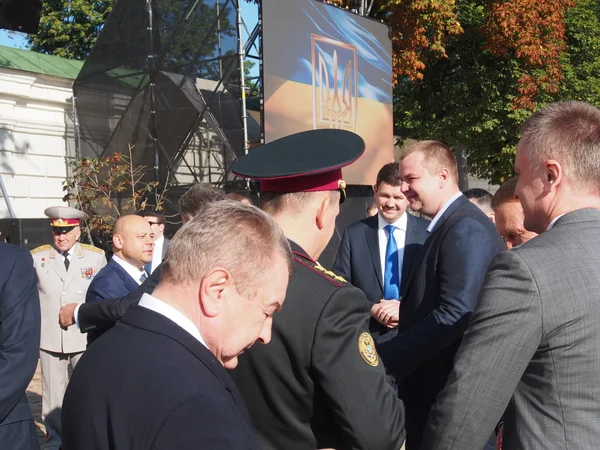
left=62, top=201, right=292, bottom=449
left=422, top=101, right=600, bottom=450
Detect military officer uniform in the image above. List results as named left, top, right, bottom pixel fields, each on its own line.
left=230, top=130, right=406, bottom=450
left=31, top=206, right=106, bottom=449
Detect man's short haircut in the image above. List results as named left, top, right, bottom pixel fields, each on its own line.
left=138, top=210, right=166, bottom=225
left=376, top=162, right=400, bottom=188
left=178, top=183, right=226, bottom=221
left=520, top=101, right=600, bottom=193
left=491, top=177, right=519, bottom=210
left=401, top=140, right=459, bottom=181
left=162, top=200, right=292, bottom=297
left=260, top=190, right=339, bottom=217
left=464, top=188, right=493, bottom=213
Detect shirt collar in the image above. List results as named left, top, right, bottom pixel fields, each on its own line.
left=111, top=254, right=147, bottom=282
left=154, top=235, right=164, bottom=247
left=547, top=213, right=566, bottom=231
left=138, top=293, right=208, bottom=348
left=427, top=191, right=464, bottom=233
left=377, top=211, right=408, bottom=231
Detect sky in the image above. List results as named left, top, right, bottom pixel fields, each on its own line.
left=0, top=1, right=259, bottom=52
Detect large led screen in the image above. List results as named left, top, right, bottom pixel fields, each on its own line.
left=261, top=0, right=393, bottom=185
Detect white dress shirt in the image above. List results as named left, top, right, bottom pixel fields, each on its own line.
left=547, top=214, right=566, bottom=231
left=139, top=293, right=208, bottom=348
left=427, top=191, right=465, bottom=234
left=378, top=212, right=408, bottom=294
left=149, top=235, right=165, bottom=274
left=112, top=254, right=147, bottom=285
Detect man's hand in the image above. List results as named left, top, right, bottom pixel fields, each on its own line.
left=371, top=299, right=400, bottom=327
left=59, top=303, right=78, bottom=330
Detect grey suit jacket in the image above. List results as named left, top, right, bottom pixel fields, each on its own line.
left=421, top=208, right=600, bottom=450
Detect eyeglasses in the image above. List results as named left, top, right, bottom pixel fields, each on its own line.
left=147, top=221, right=161, bottom=226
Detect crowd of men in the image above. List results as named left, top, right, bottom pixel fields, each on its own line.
left=1, top=100, right=600, bottom=450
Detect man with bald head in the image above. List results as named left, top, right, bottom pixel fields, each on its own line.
left=491, top=177, right=538, bottom=249
left=85, top=215, right=154, bottom=343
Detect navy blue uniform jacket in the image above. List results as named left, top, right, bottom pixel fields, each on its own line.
left=85, top=258, right=140, bottom=344
left=333, top=212, right=429, bottom=343
left=62, top=305, right=260, bottom=450
left=377, top=196, right=504, bottom=449
left=0, top=243, right=41, bottom=450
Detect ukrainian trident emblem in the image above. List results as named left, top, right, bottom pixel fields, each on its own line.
left=311, top=34, right=358, bottom=132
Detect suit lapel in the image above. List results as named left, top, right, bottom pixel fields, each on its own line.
left=401, top=215, right=420, bottom=290
left=110, top=259, right=141, bottom=292
left=48, top=246, right=67, bottom=282
left=401, top=196, right=468, bottom=296
left=365, top=216, right=384, bottom=290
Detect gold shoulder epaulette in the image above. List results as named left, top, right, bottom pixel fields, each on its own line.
left=30, top=244, right=51, bottom=254
left=81, top=243, right=104, bottom=255
left=312, top=264, right=349, bottom=285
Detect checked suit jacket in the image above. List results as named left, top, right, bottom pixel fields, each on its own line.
left=422, top=208, right=600, bottom=450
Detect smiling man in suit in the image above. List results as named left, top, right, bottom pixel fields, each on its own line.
left=422, top=101, right=600, bottom=450
left=377, top=141, right=504, bottom=450
left=85, top=215, right=154, bottom=343
left=333, top=162, right=429, bottom=343
left=138, top=210, right=169, bottom=275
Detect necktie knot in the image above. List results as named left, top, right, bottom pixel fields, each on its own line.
left=63, top=250, right=70, bottom=271
left=140, top=272, right=148, bottom=283
left=385, top=224, right=396, bottom=235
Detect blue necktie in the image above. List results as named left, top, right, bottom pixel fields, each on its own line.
left=144, top=262, right=152, bottom=275
left=384, top=225, right=400, bottom=300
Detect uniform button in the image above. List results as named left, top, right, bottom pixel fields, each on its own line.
left=62, top=292, right=66, bottom=295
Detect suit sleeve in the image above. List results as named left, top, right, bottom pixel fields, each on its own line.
left=79, top=265, right=161, bottom=333
left=312, top=286, right=405, bottom=450
left=332, top=229, right=352, bottom=282
left=0, top=249, right=41, bottom=422
left=378, top=218, right=500, bottom=376
left=151, top=395, right=255, bottom=450
left=420, top=250, right=541, bottom=450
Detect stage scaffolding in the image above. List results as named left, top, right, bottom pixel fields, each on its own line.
left=72, top=0, right=261, bottom=200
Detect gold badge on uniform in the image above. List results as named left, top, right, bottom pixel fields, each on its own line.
left=358, top=332, right=379, bottom=367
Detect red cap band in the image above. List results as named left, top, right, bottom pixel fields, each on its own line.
left=259, top=168, right=343, bottom=193
left=50, top=218, right=80, bottom=227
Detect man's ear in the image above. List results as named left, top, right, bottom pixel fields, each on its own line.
left=315, top=193, right=331, bottom=231
left=544, top=159, right=562, bottom=191
left=112, top=234, right=124, bottom=250
left=199, top=268, right=232, bottom=317
left=438, top=167, right=450, bottom=188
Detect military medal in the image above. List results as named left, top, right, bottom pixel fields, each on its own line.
left=358, top=332, right=379, bottom=367
left=81, top=267, right=95, bottom=280
left=41, top=257, right=45, bottom=268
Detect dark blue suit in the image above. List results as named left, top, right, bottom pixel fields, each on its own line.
left=62, top=305, right=260, bottom=450
left=85, top=258, right=140, bottom=344
left=377, top=195, right=504, bottom=450
left=333, top=213, right=429, bottom=343
left=0, top=243, right=41, bottom=450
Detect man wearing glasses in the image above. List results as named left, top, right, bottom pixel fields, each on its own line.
left=138, top=210, right=170, bottom=274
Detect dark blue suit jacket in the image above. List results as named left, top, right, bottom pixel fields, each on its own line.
left=86, top=258, right=139, bottom=304
left=377, top=195, right=504, bottom=449
left=62, top=305, right=260, bottom=450
left=0, top=243, right=41, bottom=450
left=333, top=213, right=429, bottom=343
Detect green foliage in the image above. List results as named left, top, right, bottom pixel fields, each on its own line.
left=395, top=0, right=600, bottom=184
left=28, top=0, right=116, bottom=60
